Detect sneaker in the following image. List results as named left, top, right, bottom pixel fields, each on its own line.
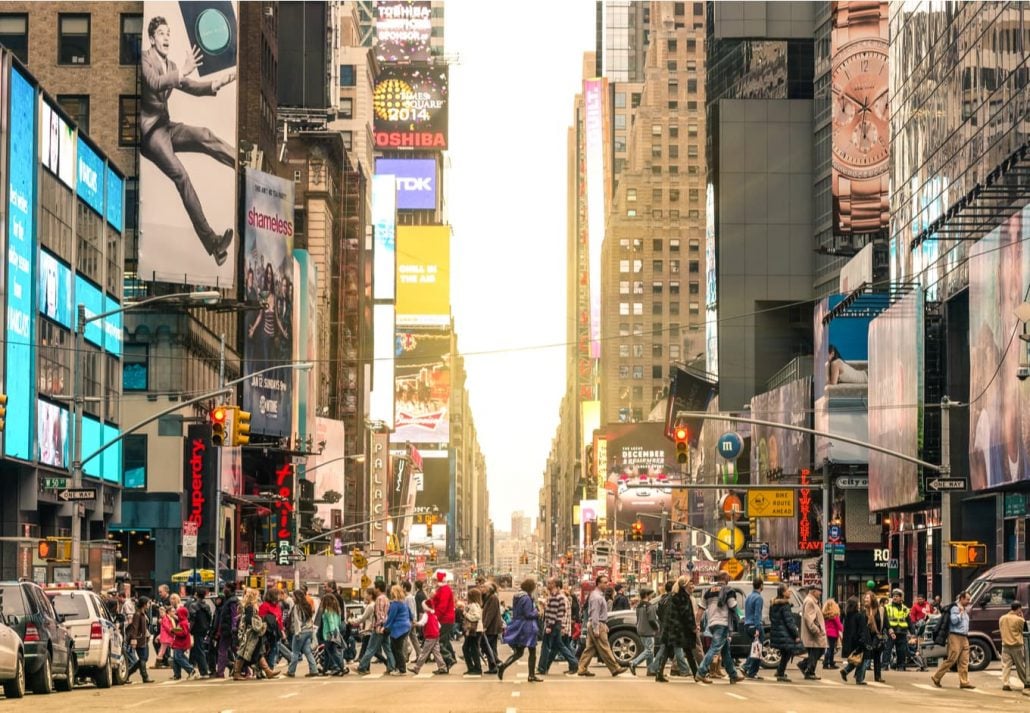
left=578, top=671, right=596, bottom=677
left=695, top=674, right=713, bottom=684
left=746, top=674, right=764, bottom=681
left=930, top=677, right=941, bottom=688
left=357, top=669, right=370, bottom=676
left=286, top=672, right=296, bottom=678
left=433, top=669, right=448, bottom=675
left=408, top=667, right=420, bottom=675
left=804, top=674, right=821, bottom=681
left=960, top=684, right=976, bottom=690
left=391, top=670, right=406, bottom=676
left=304, top=672, right=320, bottom=678
left=855, top=680, right=867, bottom=685
left=729, top=675, right=745, bottom=684
left=840, top=669, right=848, bottom=682
left=629, top=664, right=637, bottom=676
left=612, top=667, right=628, bottom=677
left=564, top=670, right=578, bottom=675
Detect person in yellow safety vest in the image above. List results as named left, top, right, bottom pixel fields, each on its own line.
left=885, top=589, right=911, bottom=671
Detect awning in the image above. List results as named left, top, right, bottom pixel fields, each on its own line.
left=170, top=569, right=216, bottom=584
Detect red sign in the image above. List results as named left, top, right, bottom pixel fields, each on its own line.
left=797, top=469, right=822, bottom=552
left=273, top=463, right=294, bottom=540
left=187, top=438, right=207, bottom=529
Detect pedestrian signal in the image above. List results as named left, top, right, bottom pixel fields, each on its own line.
left=949, top=541, right=987, bottom=568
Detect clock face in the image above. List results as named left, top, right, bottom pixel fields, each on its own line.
left=832, top=39, right=889, bottom=179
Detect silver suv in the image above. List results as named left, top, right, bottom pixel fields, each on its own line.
left=44, top=588, right=126, bottom=688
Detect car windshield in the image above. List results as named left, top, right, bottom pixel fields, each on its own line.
left=0, top=586, right=27, bottom=617
left=50, top=593, right=91, bottom=620
left=966, top=578, right=989, bottom=605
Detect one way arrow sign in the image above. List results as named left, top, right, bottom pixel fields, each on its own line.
left=58, top=488, right=97, bottom=502
left=926, top=478, right=967, bottom=492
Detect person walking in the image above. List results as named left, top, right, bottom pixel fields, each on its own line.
left=999, top=601, right=1027, bottom=691
left=286, top=589, right=319, bottom=678
left=497, top=578, right=543, bottom=682
left=800, top=585, right=827, bottom=680
left=741, top=578, right=765, bottom=679
left=402, top=581, right=420, bottom=664
left=318, top=594, right=346, bottom=676
left=356, top=581, right=397, bottom=674
left=865, top=592, right=888, bottom=683
left=931, top=592, right=976, bottom=689
left=884, top=589, right=911, bottom=671
left=695, top=572, right=742, bottom=684
left=627, top=587, right=659, bottom=676
left=409, top=603, right=449, bottom=675
left=156, top=604, right=175, bottom=665
left=429, top=572, right=457, bottom=670
left=170, top=599, right=198, bottom=680
left=350, top=588, right=382, bottom=666
left=462, top=588, right=485, bottom=676
left=258, top=589, right=284, bottom=671
left=186, top=589, right=212, bottom=677
left=611, top=583, right=630, bottom=611
left=124, top=596, right=154, bottom=684
left=769, top=584, right=801, bottom=682
left=538, top=578, right=578, bottom=675
left=840, top=595, right=871, bottom=685
left=482, top=581, right=502, bottom=674
left=650, top=576, right=698, bottom=682
left=576, top=574, right=628, bottom=678
left=823, top=598, right=842, bottom=669
left=384, top=585, right=413, bottom=677
left=233, top=588, right=278, bottom=680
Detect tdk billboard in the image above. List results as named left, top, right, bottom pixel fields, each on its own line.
left=375, top=158, right=437, bottom=210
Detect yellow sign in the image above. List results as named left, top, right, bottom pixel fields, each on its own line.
left=360, top=575, right=372, bottom=589
left=721, top=558, right=744, bottom=580
left=396, top=225, right=450, bottom=325
left=748, top=490, right=795, bottom=518
left=716, top=526, right=745, bottom=553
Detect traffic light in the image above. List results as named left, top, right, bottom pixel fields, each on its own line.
left=38, top=539, right=55, bottom=560
left=298, top=478, right=316, bottom=535
left=631, top=520, right=644, bottom=540
left=0, top=393, right=7, bottom=432
left=674, top=426, right=689, bottom=464
left=210, top=406, right=229, bottom=446
left=234, top=407, right=251, bottom=446
left=950, top=541, right=987, bottom=567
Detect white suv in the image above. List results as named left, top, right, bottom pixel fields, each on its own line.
left=44, top=588, right=126, bottom=688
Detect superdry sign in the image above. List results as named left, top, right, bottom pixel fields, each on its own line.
left=182, top=425, right=218, bottom=563
left=373, top=66, right=448, bottom=151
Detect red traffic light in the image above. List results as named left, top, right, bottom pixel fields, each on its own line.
left=967, top=545, right=985, bottom=564
left=674, top=427, right=688, bottom=441
left=211, top=407, right=227, bottom=423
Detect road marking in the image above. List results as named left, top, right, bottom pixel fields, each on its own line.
left=160, top=679, right=178, bottom=685
left=725, top=692, right=747, bottom=700
left=865, top=681, right=894, bottom=689
left=912, top=683, right=943, bottom=691
left=512, top=691, right=521, bottom=697
left=279, top=692, right=298, bottom=699
left=123, top=698, right=158, bottom=709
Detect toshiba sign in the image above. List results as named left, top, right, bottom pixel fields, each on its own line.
left=375, top=158, right=437, bottom=210
left=373, top=66, right=448, bottom=151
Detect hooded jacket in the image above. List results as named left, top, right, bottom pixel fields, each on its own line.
left=768, top=597, right=799, bottom=651
left=660, top=589, right=697, bottom=649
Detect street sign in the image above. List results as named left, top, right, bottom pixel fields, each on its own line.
left=57, top=488, right=96, bottom=502
left=717, top=432, right=743, bottom=460
left=43, top=478, right=68, bottom=489
left=758, top=543, right=770, bottom=561
left=926, top=477, right=967, bottom=492
left=287, top=554, right=306, bottom=562
left=745, top=540, right=768, bottom=551
left=828, top=524, right=842, bottom=543
left=720, top=557, right=744, bottom=579
left=835, top=476, right=868, bottom=490
left=747, top=489, right=795, bottom=517
left=253, top=553, right=275, bottom=562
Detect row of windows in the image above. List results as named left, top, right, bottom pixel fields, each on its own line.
left=618, top=322, right=701, bottom=338
left=626, top=208, right=701, bottom=219
left=617, top=343, right=684, bottom=360
left=618, top=258, right=700, bottom=273
left=618, top=301, right=701, bottom=316
left=627, top=187, right=701, bottom=202
left=0, top=12, right=142, bottom=66
left=618, top=365, right=667, bottom=380
left=618, top=280, right=700, bottom=295
left=619, top=238, right=700, bottom=252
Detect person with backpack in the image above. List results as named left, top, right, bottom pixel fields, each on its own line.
left=839, top=595, right=871, bottom=685
left=188, top=589, right=212, bottom=677
left=213, top=584, right=240, bottom=678
left=931, top=590, right=976, bottom=689
left=695, top=572, right=742, bottom=684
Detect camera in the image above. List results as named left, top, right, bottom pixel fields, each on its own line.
left=1017, top=366, right=1030, bottom=381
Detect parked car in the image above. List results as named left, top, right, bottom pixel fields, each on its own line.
left=0, top=581, right=76, bottom=694
left=44, top=587, right=126, bottom=688
left=0, top=618, right=26, bottom=699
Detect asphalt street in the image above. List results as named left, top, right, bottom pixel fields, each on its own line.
left=1, top=659, right=1026, bottom=712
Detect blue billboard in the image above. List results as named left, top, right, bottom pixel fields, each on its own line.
left=5, top=68, right=36, bottom=460
left=81, top=416, right=121, bottom=483
left=76, top=137, right=104, bottom=216
left=38, top=249, right=73, bottom=328
left=375, top=158, right=437, bottom=210
left=103, top=295, right=123, bottom=357
left=105, top=166, right=123, bottom=232
left=76, top=275, right=105, bottom=348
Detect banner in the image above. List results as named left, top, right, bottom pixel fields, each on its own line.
left=242, top=168, right=295, bottom=435
left=138, top=1, right=239, bottom=287
left=373, top=65, right=448, bottom=150
left=182, top=424, right=217, bottom=562
left=583, top=78, right=606, bottom=359
left=371, top=174, right=397, bottom=300
left=396, top=225, right=450, bottom=325
left=374, top=0, right=432, bottom=64
left=394, top=328, right=451, bottom=444
left=370, top=432, right=391, bottom=553
left=312, top=418, right=346, bottom=533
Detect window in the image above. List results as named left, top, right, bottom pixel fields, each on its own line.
left=652, top=281, right=663, bottom=294
left=674, top=3, right=685, bottom=15
left=689, top=303, right=700, bottom=315
left=669, top=209, right=680, bottom=219
left=629, top=302, right=641, bottom=316
left=689, top=282, right=700, bottom=295
left=619, top=344, right=630, bottom=358
left=652, top=209, right=663, bottom=219
left=670, top=301, right=681, bottom=315
left=694, top=2, right=704, bottom=15
left=653, top=259, right=663, bottom=272
left=689, top=238, right=700, bottom=251
left=631, top=92, right=641, bottom=108
left=688, top=123, right=698, bottom=136
left=620, top=238, right=630, bottom=251
left=652, top=302, right=663, bottom=316
left=669, top=189, right=680, bottom=202
left=652, top=188, right=662, bottom=202
left=670, top=281, right=681, bottom=295
left=653, top=344, right=663, bottom=359
left=670, top=259, right=680, bottom=274
left=667, top=39, right=678, bottom=52
left=670, top=344, right=681, bottom=360
left=651, top=165, right=662, bottom=175
left=651, top=124, right=662, bottom=136
left=687, top=39, right=696, bottom=53
left=687, top=100, right=698, bottom=111
left=689, top=188, right=700, bottom=202
left=667, top=61, right=677, bottom=71
left=619, top=365, right=630, bottom=379
left=633, top=323, right=644, bottom=337
left=653, top=239, right=663, bottom=251
left=668, top=80, right=679, bottom=96
left=688, top=144, right=699, bottom=158
left=55, top=95, right=89, bottom=135
left=123, top=434, right=147, bottom=489
left=687, top=78, right=697, bottom=93
left=633, top=281, right=644, bottom=294
left=615, top=137, right=626, bottom=153
left=615, top=92, right=626, bottom=108
left=340, top=98, right=353, bottom=119
left=122, top=343, right=147, bottom=390
left=614, top=114, right=627, bottom=130
left=340, top=64, right=356, bottom=86
left=633, top=259, right=643, bottom=272
left=669, top=145, right=679, bottom=159
left=627, top=209, right=637, bottom=217
left=671, top=239, right=681, bottom=252
left=652, top=365, right=663, bottom=379
left=669, top=126, right=679, bottom=138
left=626, top=188, right=637, bottom=202
left=632, top=366, right=644, bottom=380
left=118, top=95, right=139, bottom=146
left=619, top=302, right=630, bottom=316
left=633, top=387, right=643, bottom=400
left=59, top=14, right=91, bottom=65
left=633, top=344, right=644, bottom=358
left=653, top=323, right=663, bottom=337
left=120, top=14, right=142, bottom=64
left=619, top=260, right=630, bottom=273
left=651, top=145, right=662, bottom=159
left=689, top=260, right=700, bottom=274
left=619, top=281, right=630, bottom=295
left=669, top=165, right=679, bottom=175
left=124, top=178, right=138, bottom=232
left=0, top=14, right=28, bottom=64
left=619, top=323, right=630, bottom=337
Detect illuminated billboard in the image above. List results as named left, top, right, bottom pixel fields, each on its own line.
left=39, top=97, right=75, bottom=189
left=374, top=0, right=432, bottom=64
left=76, top=137, right=104, bottom=215
left=969, top=206, right=1030, bottom=490
left=868, top=291, right=923, bottom=511
left=6, top=67, right=37, bottom=460
left=37, top=399, right=69, bottom=468
left=39, top=250, right=73, bottom=329
left=373, top=65, right=448, bottom=150
left=138, top=1, right=239, bottom=287
left=394, top=327, right=450, bottom=444
left=370, top=304, right=396, bottom=427
left=375, top=158, right=437, bottom=210
left=600, top=422, right=675, bottom=537
left=312, top=417, right=346, bottom=532
left=396, top=225, right=450, bottom=326
left=583, top=78, right=606, bottom=359
left=242, top=168, right=295, bottom=435
left=371, top=174, right=397, bottom=301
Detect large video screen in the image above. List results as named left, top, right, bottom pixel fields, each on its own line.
left=601, top=422, right=674, bottom=537
left=374, top=1, right=432, bottom=64
left=373, top=66, right=448, bottom=150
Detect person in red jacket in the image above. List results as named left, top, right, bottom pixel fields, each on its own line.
left=171, top=604, right=198, bottom=680
left=429, top=571, right=457, bottom=669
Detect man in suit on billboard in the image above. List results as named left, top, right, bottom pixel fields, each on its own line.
left=141, top=15, right=236, bottom=266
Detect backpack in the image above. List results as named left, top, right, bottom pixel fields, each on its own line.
left=931, top=604, right=954, bottom=646
left=189, top=600, right=212, bottom=634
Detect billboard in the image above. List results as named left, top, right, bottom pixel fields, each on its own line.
left=6, top=67, right=36, bottom=460
left=242, top=169, right=295, bottom=435
left=969, top=206, right=1030, bottom=490
left=370, top=431, right=391, bottom=553
left=374, top=0, right=432, bottom=64
left=36, top=399, right=69, bottom=468
left=76, top=137, right=104, bottom=215
left=375, top=158, right=437, bottom=210
left=868, top=291, right=923, bottom=511
left=311, top=418, right=345, bottom=532
left=39, top=250, right=73, bottom=328
left=106, top=165, right=124, bottom=232
left=584, top=78, right=606, bottom=359
left=600, top=422, right=675, bottom=536
left=39, top=98, right=75, bottom=189
left=370, top=304, right=396, bottom=427
left=294, top=250, right=318, bottom=441
left=373, top=65, right=448, bottom=150
left=413, top=451, right=450, bottom=521
left=394, top=327, right=450, bottom=444
left=371, top=174, right=397, bottom=301
left=138, top=1, right=239, bottom=287
left=396, top=225, right=450, bottom=325
left=183, top=424, right=218, bottom=561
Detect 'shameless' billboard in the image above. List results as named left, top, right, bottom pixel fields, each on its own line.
left=396, top=225, right=450, bottom=326
left=138, top=1, right=239, bottom=287
left=374, top=0, right=432, bottom=64
left=376, top=158, right=437, bottom=211
left=242, top=168, right=295, bottom=435
left=373, top=65, right=448, bottom=150
left=394, top=328, right=450, bottom=444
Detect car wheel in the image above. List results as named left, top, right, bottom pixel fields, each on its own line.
left=55, top=651, right=76, bottom=692
left=760, top=639, right=781, bottom=669
left=3, top=654, right=25, bottom=699
left=30, top=653, right=53, bottom=695
left=967, top=638, right=991, bottom=672
left=608, top=630, right=641, bottom=666
left=94, top=655, right=112, bottom=689
left=112, top=654, right=126, bottom=686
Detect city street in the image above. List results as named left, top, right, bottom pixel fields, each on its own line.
left=2, top=660, right=1025, bottom=712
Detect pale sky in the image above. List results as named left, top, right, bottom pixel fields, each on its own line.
left=445, top=1, right=596, bottom=527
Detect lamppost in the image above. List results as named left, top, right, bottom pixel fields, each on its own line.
left=69, top=290, right=219, bottom=580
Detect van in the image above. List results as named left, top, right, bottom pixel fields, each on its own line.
left=955, top=561, right=1030, bottom=671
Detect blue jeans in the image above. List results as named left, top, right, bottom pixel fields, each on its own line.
left=357, top=631, right=395, bottom=672
left=649, top=643, right=693, bottom=676
left=538, top=627, right=578, bottom=673
left=698, top=625, right=738, bottom=678
left=843, top=651, right=867, bottom=682
left=289, top=630, right=318, bottom=675
left=630, top=635, right=655, bottom=669
left=171, top=647, right=195, bottom=678
left=324, top=640, right=343, bottom=673
left=742, top=624, right=764, bottom=677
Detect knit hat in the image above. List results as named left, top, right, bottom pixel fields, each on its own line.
left=436, top=571, right=446, bottom=582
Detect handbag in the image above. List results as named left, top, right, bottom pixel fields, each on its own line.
left=847, top=650, right=864, bottom=667
left=750, top=638, right=763, bottom=659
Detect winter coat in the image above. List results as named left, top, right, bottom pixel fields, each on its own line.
left=126, top=608, right=150, bottom=645
left=430, top=584, right=456, bottom=625
left=237, top=604, right=267, bottom=664
left=635, top=600, right=660, bottom=637
left=768, top=598, right=799, bottom=651
left=502, top=591, right=539, bottom=648
left=482, top=591, right=502, bottom=635
left=825, top=615, right=843, bottom=639
left=158, top=613, right=175, bottom=645
left=384, top=600, right=412, bottom=639
left=464, top=602, right=483, bottom=635
left=842, top=609, right=872, bottom=656
left=660, top=590, right=697, bottom=649
left=867, top=608, right=888, bottom=650
left=171, top=607, right=192, bottom=650
left=801, top=595, right=828, bottom=649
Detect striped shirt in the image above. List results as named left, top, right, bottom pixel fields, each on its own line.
left=544, top=593, right=567, bottom=631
